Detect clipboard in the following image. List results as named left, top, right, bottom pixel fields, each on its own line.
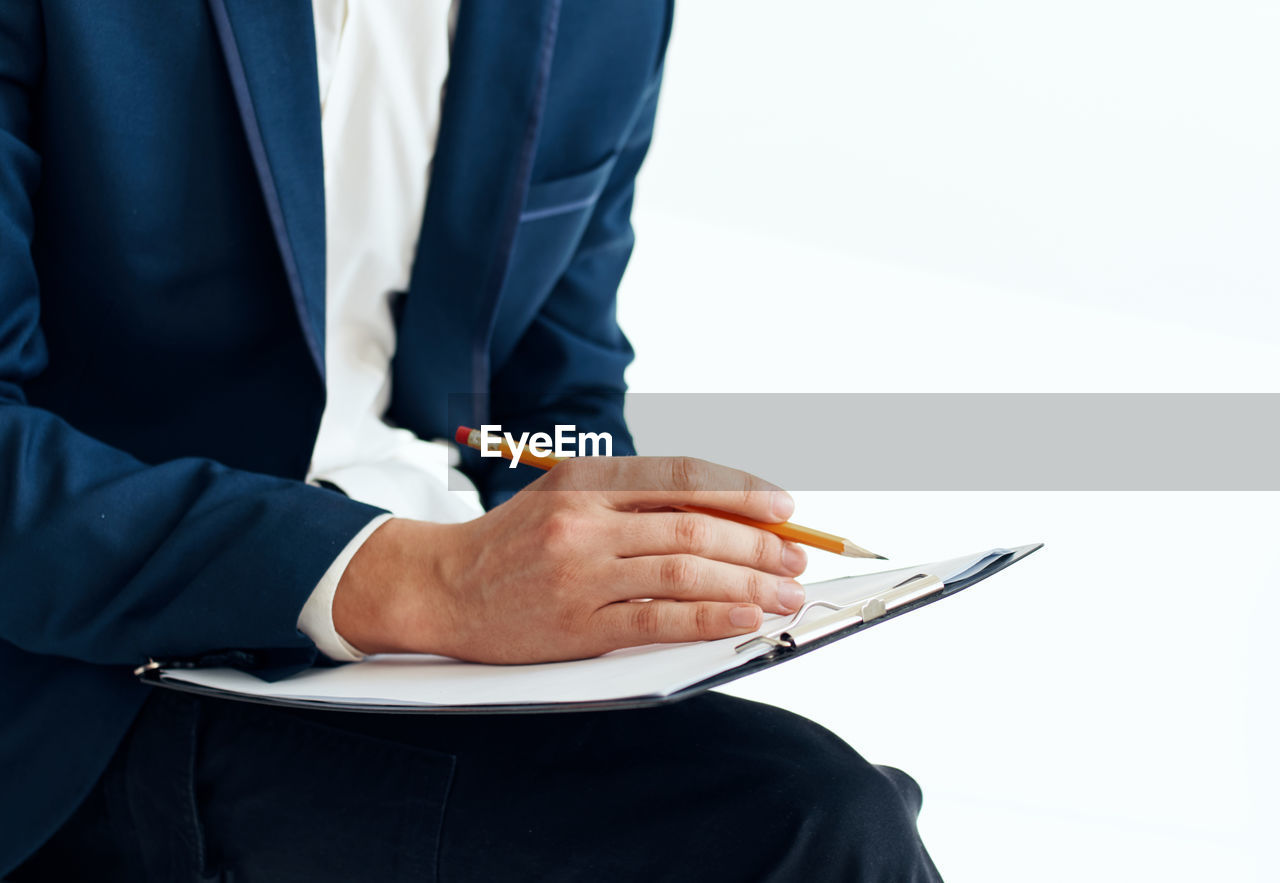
left=138, top=543, right=1042, bottom=715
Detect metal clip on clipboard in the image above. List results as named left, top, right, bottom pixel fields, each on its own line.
left=734, top=572, right=946, bottom=654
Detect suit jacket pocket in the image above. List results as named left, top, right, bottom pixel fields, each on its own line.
left=490, top=152, right=624, bottom=367
left=519, top=152, right=620, bottom=224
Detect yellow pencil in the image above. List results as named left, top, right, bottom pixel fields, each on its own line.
left=454, top=426, right=885, bottom=560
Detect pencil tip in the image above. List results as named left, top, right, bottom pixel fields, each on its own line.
left=841, top=540, right=886, bottom=560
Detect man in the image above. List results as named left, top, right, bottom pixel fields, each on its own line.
left=0, top=1, right=942, bottom=879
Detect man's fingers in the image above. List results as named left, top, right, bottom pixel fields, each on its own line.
left=590, top=599, right=764, bottom=648
left=608, top=555, right=805, bottom=615
left=546, top=456, right=795, bottom=523
left=608, top=510, right=807, bottom=577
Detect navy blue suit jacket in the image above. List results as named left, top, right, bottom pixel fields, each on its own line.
left=0, top=0, right=671, bottom=872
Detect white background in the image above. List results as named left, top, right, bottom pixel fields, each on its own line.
left=616, top=3, right=1280, bottom=880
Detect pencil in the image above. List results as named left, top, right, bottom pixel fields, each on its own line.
left=454, top=426, right=886, bottom=560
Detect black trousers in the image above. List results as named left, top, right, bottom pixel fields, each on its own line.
left=14, top=688, right=942, bottom=882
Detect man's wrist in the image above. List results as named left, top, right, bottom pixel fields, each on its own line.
left=332, top=516, right=456, bottom=656
left=298, top=513, right=395, bottom=661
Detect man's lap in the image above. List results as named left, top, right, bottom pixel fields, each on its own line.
left=15, top=688, right=941, bottom=882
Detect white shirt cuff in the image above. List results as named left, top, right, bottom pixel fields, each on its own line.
left=297, top=512, right=395, bottom=662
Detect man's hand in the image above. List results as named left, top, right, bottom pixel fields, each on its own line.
left=332, top=457, right=809, bottom=663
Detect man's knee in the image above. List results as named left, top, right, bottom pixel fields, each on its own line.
left=745, top=710, right=941, bottom=881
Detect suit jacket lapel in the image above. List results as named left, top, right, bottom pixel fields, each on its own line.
left=207, top=0, right=327, bottom=380
left=397, top=0, right=563, bottom=430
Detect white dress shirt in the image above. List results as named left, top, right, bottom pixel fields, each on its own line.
left=297, top=0, right=483, bottom=661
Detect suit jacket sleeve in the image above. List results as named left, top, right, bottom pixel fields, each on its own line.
left=476, top=34, right=670, bottom=507
left=0, top=5, right=387, bottom=670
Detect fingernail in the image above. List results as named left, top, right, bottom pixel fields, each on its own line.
left=778, top=581, right=805, bottom=612
left=771, top=491, right=795, bottom=521
left=730, top=605, right=762, bottom=629
left=782, top=543, right=807, bottom=575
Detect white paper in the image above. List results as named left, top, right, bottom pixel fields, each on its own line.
left=161, top=546, right=1031, bottom=709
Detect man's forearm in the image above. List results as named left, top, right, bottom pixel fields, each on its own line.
left=0, top=401, right=387, bottom=668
